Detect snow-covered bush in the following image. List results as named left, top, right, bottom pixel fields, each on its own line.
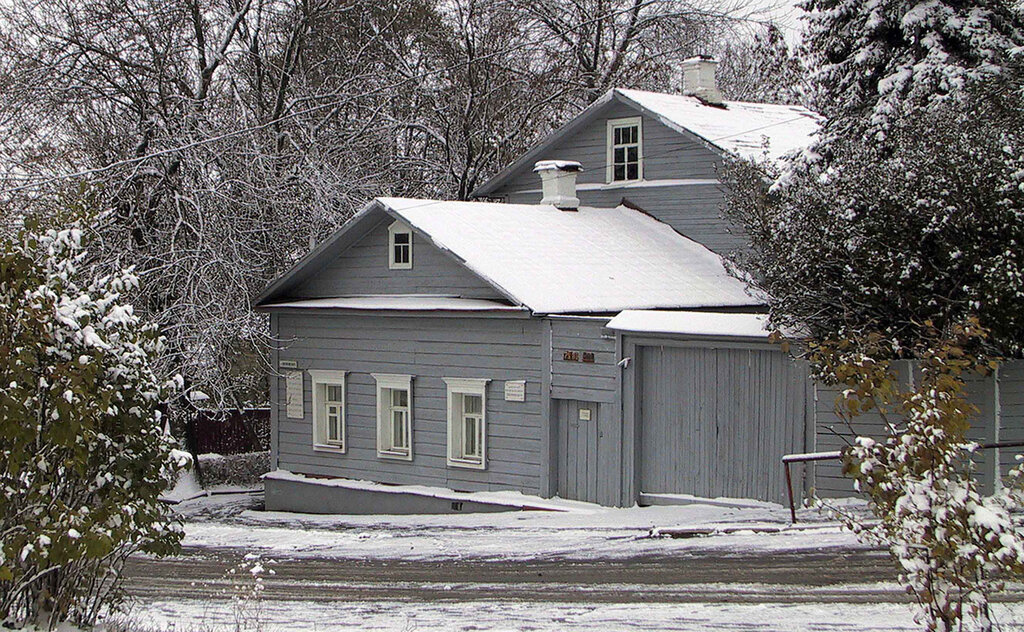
left=810, top=322, right=1024, bottom=632
left=0, top=214, right=189, bottom=628
left=197, top=451, right=271, bottom=489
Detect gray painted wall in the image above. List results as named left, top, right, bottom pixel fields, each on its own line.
left=489, top=100, right=745, bottom=254
left=293, top=217, right=503, bottom=300
left=813, top=361, right=1024, bottom=498
left=272, top=312, right=546, bottom=494
left=630, top=341, right=810, bottom=504
left=548, top=317, right=626, bottom=506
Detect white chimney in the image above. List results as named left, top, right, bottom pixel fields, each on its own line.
left=681, top=56, right=723, bottom=105
left=533, top=160, right=583, bottom=211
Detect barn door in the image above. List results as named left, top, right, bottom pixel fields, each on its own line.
left=556, top=399, right=600, bottom=503
left=638, top=346, right=808, bottom=503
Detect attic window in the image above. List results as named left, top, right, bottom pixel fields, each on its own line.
left=606, top=117, right=643, bottom=183
left=388, top=220, right=412, bottom=270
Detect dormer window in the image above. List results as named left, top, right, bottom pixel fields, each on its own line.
left=388, top=220, right=412, bottom=269
left=606, top=117, right=643, bottom=183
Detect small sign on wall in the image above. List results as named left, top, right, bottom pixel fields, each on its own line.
left=285, top=371, right=304, bottom=419
left=504, top=380, right=526, bottom=402
left=579, top=408, right=592, bottom=421
left=279, top=359, right=297, bottom=369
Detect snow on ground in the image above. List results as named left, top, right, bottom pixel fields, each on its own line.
left=173, top=492, right=870, bottom=561
left=128, top=598, right=1024, bottom=632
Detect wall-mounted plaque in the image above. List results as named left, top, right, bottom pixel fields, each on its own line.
left=285, top=371, right=304, bottom=419
left=504, top=380, right=526, bottom=402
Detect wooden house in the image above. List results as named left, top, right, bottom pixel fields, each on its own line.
left=256, top=59, right=1018, bottom=513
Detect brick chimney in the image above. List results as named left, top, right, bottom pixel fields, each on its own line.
left=681, top=56, right=724, bottom=105
left=533, top=160, right=582, bottom=211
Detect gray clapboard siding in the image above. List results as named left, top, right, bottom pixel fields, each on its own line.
left=548, top=317, right=625, bottom=506
left=490, top=101, right=746, bottom=255
left=635, top=343, right=809, bottom=504
left=498, top=102, right=719, bottom=192
left=998, top=362, right=1024, bottom=481
left=293, top=217, right=503, bottom=300
left=813, top=361, right=1021, bottom=498
left=273, top=313, right=546, bottom=494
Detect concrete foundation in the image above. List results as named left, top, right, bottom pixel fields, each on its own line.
left=264, top=474, right=527, bottom=515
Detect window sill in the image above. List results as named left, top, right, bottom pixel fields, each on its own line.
left=602, top=178, right=646, bottom=189
left=378, top=450, right=413, bottom=461
left=447, top=457, right=486, bottom=471
left=313, top=444, right=346, bottom=454
left=388, top=263, right=413, bottom=271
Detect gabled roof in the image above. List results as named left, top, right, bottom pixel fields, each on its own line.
left=257, top=197, right=758, bottom=314
left=472, top=88, right=820, bottom=197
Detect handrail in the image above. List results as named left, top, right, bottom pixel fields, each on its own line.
left=782, top=441, right=1024, bottom=523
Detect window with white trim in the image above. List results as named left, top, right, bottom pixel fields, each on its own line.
left=388, top=220, right=412, bottom=269
left=606, top=117, right=643, bottom=183
left=310, top=370, right=347, bottom=452
left=444, top=378, right=489, bottom=469
left=373, top=373, right=413, bottom=460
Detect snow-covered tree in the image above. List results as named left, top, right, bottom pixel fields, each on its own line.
left=800, top=0, right=1024, bottom=141
left=810, top=322, right=1024, bottom=632
left=725, top=91, right=1024, bottom=355
left=717, top=25, right=807, bottom=105
left=0, top=208, right=189, bottom=628
left=723, top=1, right=1024, bottom=629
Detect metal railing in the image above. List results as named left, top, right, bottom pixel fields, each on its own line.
left=782, top=441, right=1024, bottom=523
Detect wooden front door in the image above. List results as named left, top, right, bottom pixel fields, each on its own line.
left=556, top=399, right=600, bottom=503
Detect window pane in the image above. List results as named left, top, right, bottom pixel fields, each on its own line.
left=627, top=146, right=638, bottom=163
left=392, top=410, right=407, bottom=448
left=392, top=388, right=408, bottom=407
left=464, top=418, right=479, bottom=457
left=613, top=127, right=622, bottom=144
left=627, top=163, right=638, bottom=180
left=614, top=165, right=625, bottom=181
left=393, top=244, right=409, bottom=264
left=614, top=147, right=625, bottom=163
left=628, top=126, right=638, bottom=143
left=393, top=232, right=410, bottom=244
left=464, top=394, right=482, bottom=415
left=326, top=385, right=343, bottom=402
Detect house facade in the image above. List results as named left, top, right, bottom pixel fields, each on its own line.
left=256, top=59, right=1018, bottom=514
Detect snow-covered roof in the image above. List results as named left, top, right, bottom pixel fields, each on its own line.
left=471, top=88, right=821, bottom=198
left=606, top=310, right=771, bottom=338
left=377, top=197, right=757, bottom=314
left=615, top=89, right=821, bottom=163
left=259, top=296, right=525, bottom=312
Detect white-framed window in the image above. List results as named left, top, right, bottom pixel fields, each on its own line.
left=388, top=220, right=413, bottom=270
left=309, top=370, right=347, bottom=452
left=606, top=116, right=643, bottom=183
left=372, top=373, right=413, bottom=460
left=443, top=378, right=489, bottom=469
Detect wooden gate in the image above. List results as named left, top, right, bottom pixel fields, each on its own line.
left=637, top=346, right=808, bottom=503
left=556, top=399, right=600, bottom=503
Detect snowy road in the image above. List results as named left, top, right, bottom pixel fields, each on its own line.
left=118, top=493, right=1024, bottom=630
left=124, top=545, right=902, bottom=604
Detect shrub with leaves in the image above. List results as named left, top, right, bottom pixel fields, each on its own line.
left=0, top=212, right=189, bottom=628
left=810, top=321, right=1024, bottom=632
